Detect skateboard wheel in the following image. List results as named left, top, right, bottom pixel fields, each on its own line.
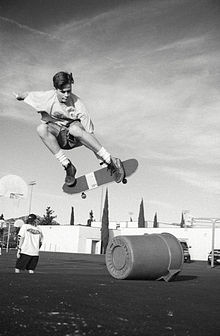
left=122, top=178, right=127, bottom=184
left=81, top=192, right=86, bottom=199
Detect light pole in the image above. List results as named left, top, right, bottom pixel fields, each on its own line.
left=6, top=222, right=11, bottom=253
left=28, top=181, right=36, bottom=214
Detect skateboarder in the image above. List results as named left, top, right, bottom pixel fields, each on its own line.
left=14, top=71, right=124, bottom=186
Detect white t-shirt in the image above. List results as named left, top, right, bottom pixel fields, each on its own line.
left=24, top=90, right=94, bottom=133
left=18, top=224, right=43, bottom=256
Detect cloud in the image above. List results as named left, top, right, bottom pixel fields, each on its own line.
left=148, top=199, right=175, bottom=209
left=154, top=35, right=208, bottom=53
left=1, top=0, right=220, bottom=166
left=162, top=166, right=220, bottom=195
left=0, top=15, right=62, bottom=40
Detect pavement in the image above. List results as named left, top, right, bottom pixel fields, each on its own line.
left=0, top=250, right=219, bottom=336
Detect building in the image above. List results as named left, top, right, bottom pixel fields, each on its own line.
left=39, top=220, right=220, bottom=261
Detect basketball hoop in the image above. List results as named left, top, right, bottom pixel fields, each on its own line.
left=0, top=175, right=28, bottom=199
left=0, top=175, right=28, bottom=218
left=9, top=193, right=24, bottom=199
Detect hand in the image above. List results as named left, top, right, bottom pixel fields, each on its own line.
left=17, top=250, right=21, bottom=258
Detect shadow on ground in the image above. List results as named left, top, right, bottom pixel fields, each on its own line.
left=173, top=275, right=198, bottom=281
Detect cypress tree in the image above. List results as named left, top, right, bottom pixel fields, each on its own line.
left=70, top=206, right=74, bottom=225
left=153, top=212, right=159, bottom=228
left=138, top=198, right=145, bottom=228
left=101, top=189, right=109, bottom=254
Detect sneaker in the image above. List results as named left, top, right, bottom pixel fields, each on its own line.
left=15, top=268, right=21, bottom=273
left=108, top=157, right=125, bottom=183
left=28, top=270, right=34, bottom=274
left=64, top=161, right=77, bottom=186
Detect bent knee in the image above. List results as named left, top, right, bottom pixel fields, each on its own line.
left=36, top=123, right=48, bottom=137
left=69, top=123, right=85, bottom=138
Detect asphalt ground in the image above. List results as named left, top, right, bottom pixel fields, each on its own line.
left=0, top=250, right=219, bottom=336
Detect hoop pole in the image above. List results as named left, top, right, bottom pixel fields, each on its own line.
left=6, top=223, right=11, bottom=253
left=28, top=181, right=36, bottom=214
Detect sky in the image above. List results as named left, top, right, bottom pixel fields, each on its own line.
left=0, top=0, right=220, bottom=224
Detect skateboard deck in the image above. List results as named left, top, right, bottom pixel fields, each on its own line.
left=63, top=159, right=138, bottom=196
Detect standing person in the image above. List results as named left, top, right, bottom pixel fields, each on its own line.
left=14, top=71, right=125, bottom=186
left=15, top=214, right=43, bottom=274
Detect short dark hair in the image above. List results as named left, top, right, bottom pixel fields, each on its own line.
left=53, top=71, right=74, bottom=89
left=27, top=214, right=37, bottom=223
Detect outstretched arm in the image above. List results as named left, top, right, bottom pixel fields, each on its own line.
left=13, top=92, right=29, bottom=101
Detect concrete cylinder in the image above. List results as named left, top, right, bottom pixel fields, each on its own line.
left=105, top=233, right=184, bottom=281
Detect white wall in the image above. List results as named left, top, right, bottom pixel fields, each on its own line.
left=40, top=225, right=101, bottom=254
left=113, top=227, right=220, bottom=261
left=77, top=226, right=101, bottom=253
left=40, top=225, right=80, bottom=253
left=39, top=224, right=220, bottom=261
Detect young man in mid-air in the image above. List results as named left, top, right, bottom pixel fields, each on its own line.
left=14, top=71, right=124, bottom=186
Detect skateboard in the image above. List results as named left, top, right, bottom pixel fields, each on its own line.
left=63, top=158, right=138, bottom=198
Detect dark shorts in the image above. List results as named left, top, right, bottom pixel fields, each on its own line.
left=15, top=254, right=39, bottom=271
left=48, top=120, right=82, bottom=150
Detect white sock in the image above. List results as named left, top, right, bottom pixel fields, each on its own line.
left=96, top=147, right=111, bottom=164
left=55, top=150, right=69, bottom=167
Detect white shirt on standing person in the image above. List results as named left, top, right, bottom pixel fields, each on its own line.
left=18, top=221, right=43, bottom=256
